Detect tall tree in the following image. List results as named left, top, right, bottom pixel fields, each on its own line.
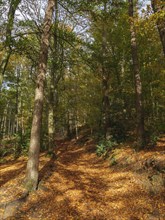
left=128, top=0, right=145, bottom=149
left=26, top=0, right=55, bottom=191
left=151, top=0, right=165, bottom=56
left=101, top=1, right=110, bottom=138
left=48, top=0, right=60, bottom=151
left=0, top=0, right=21, bottom=87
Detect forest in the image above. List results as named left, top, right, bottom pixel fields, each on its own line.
left=0, top=0, right=165, bottom=219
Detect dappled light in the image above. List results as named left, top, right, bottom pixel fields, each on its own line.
left=0, top=137, right=164, bottom=219
left=0, top=0, right=165, bottom=219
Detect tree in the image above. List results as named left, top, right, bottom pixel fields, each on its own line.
left=128, top=0, right=145, bottom=149
left=48, top=0, right=60, bottom=151
left=0, top=0, right=21, bottom=87
left=0, top=0, right=165, bottom=172
left=151, top=0, right=165, bottom=56
left=25, top=0, right=55, bottom=191
left=100, top=1, right=111, bottom=138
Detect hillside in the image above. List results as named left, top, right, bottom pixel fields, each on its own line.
left=0, top=136, right=164, bottom=219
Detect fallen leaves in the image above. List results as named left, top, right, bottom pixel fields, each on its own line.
left=0, top=137, right=164, bottom=219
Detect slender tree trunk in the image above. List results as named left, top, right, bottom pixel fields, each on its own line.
left=14, top=66, right=22, bottom=157
left=0, top=107, right=5, bottom=137
left=48, top=91, right=54, bottom=152
left=151, top=0, right=165, bottom=56
left=0, top=0, right=21, bottom=87
left=66, top=111, right=72, bottom=139
left=101, top=2, right=110, bottom=138
left=0, top=116, right=4, bottom=139
left=0, top=116, right=3, bottom=137
left=102, top=73, right=110, bottom=138
left=25, top=0, right=55, bottom=191
left=128, top=0, right=145, bottom=149
left=48, top=0, right=59, bottom=150
left=2, top=104, right=8, bottom=138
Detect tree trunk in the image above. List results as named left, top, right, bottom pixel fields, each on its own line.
left=48, top=0, right=59, bottom=150
left=101, top=2, right=110, bottom=138
left=48, top=90, right=54, bottom=152
left=151, top=0, right=165, bottom=56
left=128, top=0, right=145, bottom=149
left=25, top=0, right=55, bottom=191
left=14, top=66, right=22, bottom=158
left=101, top=73, right=110, bottom=138
left=0, top=0, right=21, bottom=87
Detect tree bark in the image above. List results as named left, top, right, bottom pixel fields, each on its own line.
left=25, top=0, right=55, bottom=191
left=151, top=0, right=165, bottom=57
left=128, top=0, right=145, bottom=149
left=48, top=0, right=59, bottom=150
left=48, top=88, right=55, bottom=152
left=101, top=73, right=110, bottom=138
left=101, top=1, right=110, bottom=138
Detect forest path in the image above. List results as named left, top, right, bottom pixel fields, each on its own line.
left=0, top=137, right=164, bottom=219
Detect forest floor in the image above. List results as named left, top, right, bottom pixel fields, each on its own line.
left=0, top=135, right=164, bottom=220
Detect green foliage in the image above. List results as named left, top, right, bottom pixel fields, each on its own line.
left=109, top=154, right=118, bottom=166
left=0, top=146, right=11, bottom=158
left=0, top=138, right=15, bottom=157
left=14, top=132, right=30, bottom=156
left=96, top=137, right=117, bottom=157
left=4, top=135, right=30, bottom=158
left=0, top=130, right=30, bottom=159
left=150, top=134, right=158, bottom=146
left=0, top=0, right=165, bottom=157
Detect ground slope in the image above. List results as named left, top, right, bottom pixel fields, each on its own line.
left=0, top=137, right=164, bottom=219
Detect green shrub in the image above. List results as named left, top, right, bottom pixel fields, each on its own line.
left=96, top=137, right=117, bottom=157
left=150, top=134, right=158, bottom=146
left=0, top=131, right=30, bottom=159
left=109, top=154, right=118, bottom=166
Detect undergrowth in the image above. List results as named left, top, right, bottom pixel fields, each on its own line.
left=96, top=136, right=117, bottom=157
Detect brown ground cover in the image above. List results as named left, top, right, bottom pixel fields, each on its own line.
left=0, top=137, right=164, bottom=219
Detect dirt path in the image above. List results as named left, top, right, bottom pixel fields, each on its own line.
left=0, top=139, right=164, bottom=219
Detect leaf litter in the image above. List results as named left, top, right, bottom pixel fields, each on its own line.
left=0, top=137, right=164, bottom=219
